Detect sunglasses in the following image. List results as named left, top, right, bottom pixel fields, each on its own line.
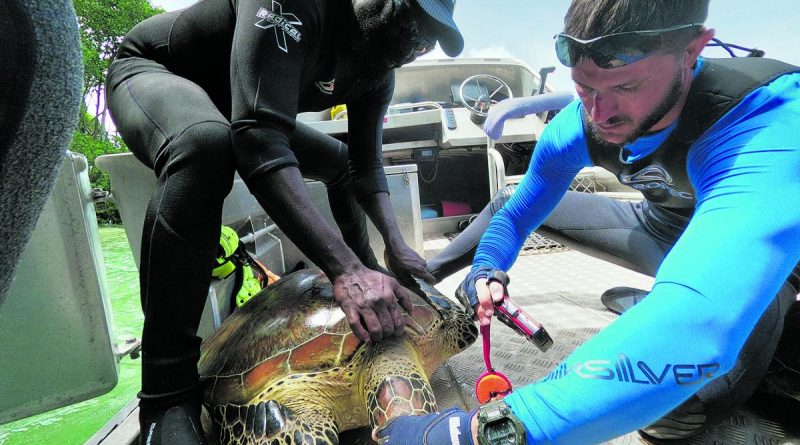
left=555, top=23, right=702, bottom=69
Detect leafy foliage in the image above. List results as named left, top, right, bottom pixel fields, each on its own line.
left=70, top=0, right=163, bottom=222
left=70, top=113, right=129, bottom=223
left=73, top=0, right=163, bottom=135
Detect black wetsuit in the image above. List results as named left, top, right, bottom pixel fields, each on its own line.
left=107, top=0, right=393, bottom=405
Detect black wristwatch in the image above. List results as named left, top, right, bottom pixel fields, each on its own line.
left=476, top=399, right=526, bottom=445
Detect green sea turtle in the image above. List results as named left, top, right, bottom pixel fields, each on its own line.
left=198, top=268, right=478, bottom=444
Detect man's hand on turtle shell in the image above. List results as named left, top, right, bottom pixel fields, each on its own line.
left=332, top=267, right=415, bottom=342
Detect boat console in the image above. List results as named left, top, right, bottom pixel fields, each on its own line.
left=299, top=58, right=558, bottom=237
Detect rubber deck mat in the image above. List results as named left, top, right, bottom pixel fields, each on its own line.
left=444, top=230, right=568, bottom=255
left=341, top=248, right=800, bottom=445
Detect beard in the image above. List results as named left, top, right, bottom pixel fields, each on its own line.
left=587, top=66, right=685, bottom=148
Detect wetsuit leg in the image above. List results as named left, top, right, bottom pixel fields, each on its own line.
left=534, top=191, right=675, bottom=276
left=427, top=186, right=517, bottom=282
left=767, top=296, right=800, bottom=401
left=107, top=56, right=234, bottom=422
left=428, top=188, right=672, bottom=281
left=289, top=121, right=381, bottom=270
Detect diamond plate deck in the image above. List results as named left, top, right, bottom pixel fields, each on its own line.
left=341, top=240, right=800, bottom=444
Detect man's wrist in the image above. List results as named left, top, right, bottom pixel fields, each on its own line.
left=470, top=266, right=499, bottom=283
left=460, top=266, right=498, bottom=307
left=475, top=399, right=527, bottom=445
left=375, top=407, right=477, bottom=444
left=471, top=410, right=481, bottom=443
left=384, top=232, right=408, bottom=253
left=460, top=266, right=499, bottom=308
left=321, top=250, right=363, bottom=278
left=360, top=191, right=402, bottom=247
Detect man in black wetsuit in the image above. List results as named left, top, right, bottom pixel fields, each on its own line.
left=106, top=0, right=461, bottom=442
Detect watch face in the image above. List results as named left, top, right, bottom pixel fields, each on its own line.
left=478, top=401, right=526, bottom=445
left=485, top=419, right=520, bottom=444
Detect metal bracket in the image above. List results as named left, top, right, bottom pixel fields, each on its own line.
left=91, top=188, right=111, bottom=204
left=115, top=337, right=142, bottom=360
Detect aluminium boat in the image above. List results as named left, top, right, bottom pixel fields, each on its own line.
left=1, top=57, right=797, bottom=445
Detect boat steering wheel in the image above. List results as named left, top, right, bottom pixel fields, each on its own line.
left=458, top=74, right=513, bottom=125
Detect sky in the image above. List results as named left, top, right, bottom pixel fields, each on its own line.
left=151, top=0, right=800, bottom=90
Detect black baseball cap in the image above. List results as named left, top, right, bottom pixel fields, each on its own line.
left=414, top=0, right=464, bottom=57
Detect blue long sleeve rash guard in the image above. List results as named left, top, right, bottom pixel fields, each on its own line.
left=472, top=67, right=800, bottom=443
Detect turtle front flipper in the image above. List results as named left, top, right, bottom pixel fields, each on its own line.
left=209, top=400, right=339, bottom=445
left=362, top=340, right=438, bottom=433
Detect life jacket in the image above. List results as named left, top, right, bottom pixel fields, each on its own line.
left=587, top=58, right=800, bottom=225
left=212, top=225, right=279, bottom=309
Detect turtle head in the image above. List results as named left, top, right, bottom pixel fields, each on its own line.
left=411, top=280, right=478, bottom=357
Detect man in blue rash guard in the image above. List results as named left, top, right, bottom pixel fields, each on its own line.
left=377, top=0, right=800, bottom=444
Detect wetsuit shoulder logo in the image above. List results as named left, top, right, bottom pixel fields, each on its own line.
left=315, top=78, right=335, bottom=95
left=255, top=1, right=303, bottom=53
left=620, top=164, right=693, bottom=200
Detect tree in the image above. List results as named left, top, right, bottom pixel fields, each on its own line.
left=73, top=0, right=162, bottom=137
left=69, top=0, right=163, bottom=222
left=69, top=113, right=127, bottom=223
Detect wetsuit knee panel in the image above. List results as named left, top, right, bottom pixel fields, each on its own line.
left=158, top=120, right=234, bottom=172
left=490, top=185, right=517, bottom=213
left=145, top=122, right=237, bottom=214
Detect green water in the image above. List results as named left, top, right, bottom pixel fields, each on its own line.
left=0, top=226, right=143, bottom=445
